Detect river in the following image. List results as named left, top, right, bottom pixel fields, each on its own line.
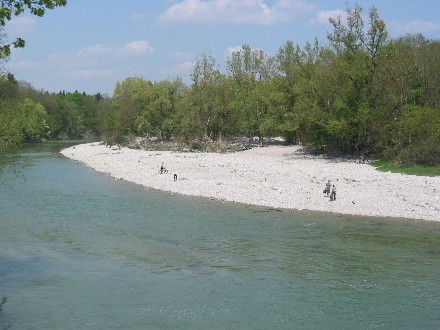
left=1, top=142, right=439, bottom=329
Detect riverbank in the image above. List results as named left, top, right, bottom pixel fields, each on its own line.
left=61, top=142, right=440, bottom=221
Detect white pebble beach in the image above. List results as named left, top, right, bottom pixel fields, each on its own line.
left=61, top=142, right=440, bottom=222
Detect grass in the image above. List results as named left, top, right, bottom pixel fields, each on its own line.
left=370, top=160, right=440, bottom=176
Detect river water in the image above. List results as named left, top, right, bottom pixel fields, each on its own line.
left=0, top=142, right=439, bottom=329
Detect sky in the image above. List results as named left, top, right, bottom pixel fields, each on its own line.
left=2, top=0, right=440, bottom=96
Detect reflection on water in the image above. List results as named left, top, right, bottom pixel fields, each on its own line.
left=1, top=142, right=440, bottom=329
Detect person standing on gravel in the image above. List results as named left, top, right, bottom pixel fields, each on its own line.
left=325, top=180, right=331, bottom=196
left=330, top=184, right=337, bottom=201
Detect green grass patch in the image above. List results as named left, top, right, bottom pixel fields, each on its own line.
left=370, top=160, right=440, bottom=176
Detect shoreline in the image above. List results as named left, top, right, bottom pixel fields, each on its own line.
left=60, top=142, right=440, bottom=222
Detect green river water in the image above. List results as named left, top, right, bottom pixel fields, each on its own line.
left=0, top=142, right=439, bottom=329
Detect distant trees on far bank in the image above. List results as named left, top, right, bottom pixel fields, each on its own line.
left=0, top=74, right=111, bottom=147
left=104, top=4, right=439, bottom=166
left=1, top=3, right=439, bottom=166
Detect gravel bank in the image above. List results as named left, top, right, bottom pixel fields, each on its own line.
left=61, top=142, right=440, bottom=221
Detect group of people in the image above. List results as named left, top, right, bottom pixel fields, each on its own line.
left=160, top=162, right=167, bottom=174
left=324, top=179, right=337, bottom=201
left=355, top=153, right=369, bottom=164
left=160, top=162, right=178, bottom=181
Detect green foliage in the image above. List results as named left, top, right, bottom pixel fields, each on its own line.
left=227, top=45, right=276, bottom=141
left=36, top=90, right=106, bottom=139
left=1, top=2, right=440, bottom=169
left=0, top=72, right=109, bottom=154
left=0, top=98, right=49, bottom=144
left=106, top=77, right=184, bottom=144
left=102, top=11, right=439, bottom=167
left=398, top=106, right=440, bottom=166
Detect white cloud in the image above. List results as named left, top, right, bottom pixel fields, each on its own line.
left=6, top=59, right=42, bottom=70
left=175, top=60, right=196, bottom=73
left=226, top=45, right=243, bottom=56
left=45, top=41, right=154, bottom=82
left=120, top=41, right=154, bottom=56
left=157, top=60, right=195, bottom=82
left=51, top=40, right=154, bottom=63
left=391, top=19, right=440, bottom=34
left=158, top=0, right=313, bottom=25
left=77, top=44, right=112, bottom=58
left=311, top=9, right=345, bottom=25
left=159, top=53, right=197, bottom=81
left=225, top=45, right=266, bottom=57
left=5, top=16, right=36, bottom=35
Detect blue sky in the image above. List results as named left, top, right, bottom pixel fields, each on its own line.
left=3, top=0, right=440, bottom=96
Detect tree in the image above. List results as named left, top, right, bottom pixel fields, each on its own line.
left=0, top=97, right=49, bottom=144
left=134, top=78, right=184, bottom=141
left=109, top=77, right=152, bottom=141
left=399, top=106, right=440, bottom=166
left=0, top=0, right=67, bottom=58
left=227, top=45, right=276, bottom=142
left=325, top=3, right=388, bottom=152
left=188, top=53, right=226, bottom=142
left=0, top=71, right=18, bottom=101
left=371, top=35, right=440, bottom=163
left=276, top=39, right=326, bottom=145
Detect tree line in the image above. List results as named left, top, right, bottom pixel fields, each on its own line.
left=1, top=4, right=439, bottom=166
left=105, top=4, right=440, bottom=166
left=0, top=73, right=111, bottom=144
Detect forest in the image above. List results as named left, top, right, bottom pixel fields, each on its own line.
left=1, top=4, right=439, bottom=166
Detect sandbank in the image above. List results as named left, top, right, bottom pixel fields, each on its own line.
left=60, top=142, right=440, bottom=221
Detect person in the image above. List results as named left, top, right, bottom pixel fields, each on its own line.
left=330, top=184, right=337, bottom=201
left=324, top=180, right=331, bottom=196
left=358, top=153, right=369, bottom=164
left=174, top=173, right=178, bottom=181
left=160, top=162, right=164, bottom=174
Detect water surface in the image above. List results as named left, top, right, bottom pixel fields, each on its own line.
left=1, top=142, right=439, bottom=329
